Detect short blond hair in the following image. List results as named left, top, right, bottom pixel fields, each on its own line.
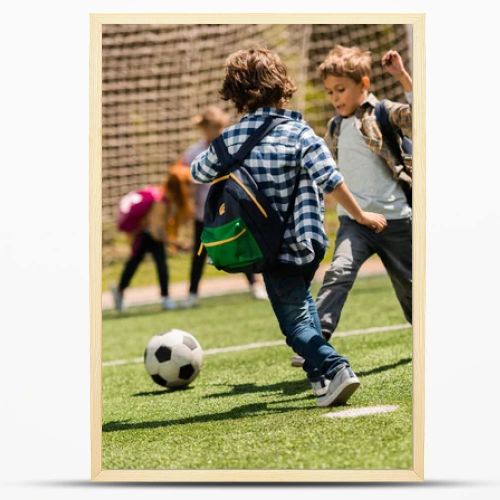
left=318, top=45, right=372, bottom=83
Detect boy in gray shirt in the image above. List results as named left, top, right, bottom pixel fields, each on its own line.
left=305, top=46, right=413, bottom=350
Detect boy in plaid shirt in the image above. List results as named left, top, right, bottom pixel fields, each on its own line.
left=191, top=48, right=386, bottom=406
left=313, top=46, right=413, bottom=345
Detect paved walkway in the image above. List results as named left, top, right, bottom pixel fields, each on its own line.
left=102, top=256, right=386, bottom=310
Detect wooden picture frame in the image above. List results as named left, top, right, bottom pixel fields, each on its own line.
left=90, top=12, right=425, bottom=482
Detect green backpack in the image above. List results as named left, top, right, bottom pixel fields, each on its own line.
left=199, top=116, right=299, bottom=273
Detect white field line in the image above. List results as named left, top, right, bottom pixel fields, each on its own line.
left=103, top=323, right=411, bottom=368
left=323, top=405, right=399, bottom=419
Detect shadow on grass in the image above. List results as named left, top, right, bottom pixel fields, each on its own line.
left=128, top=358, right=410, bottom=400
left=102, top=399, right=315, bottom=433
left=204, top=357, right=412, bottom=400
left=356, top=357, right=412, bottom=377
left=132, top=386, right=195, bottom=397
left=202, top=357, right=412, bottom=400
left=204, top=378, right=310, bottom=399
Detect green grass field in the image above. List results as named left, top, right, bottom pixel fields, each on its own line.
left=102, top=274, right=412, bottom=470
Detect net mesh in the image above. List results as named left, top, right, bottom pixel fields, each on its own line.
left=102, top=23, right=411, bottom=253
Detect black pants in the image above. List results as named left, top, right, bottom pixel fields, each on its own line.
left=189, top=219, right=255, bottom=294
left=119, top=231, right=169, bottom=297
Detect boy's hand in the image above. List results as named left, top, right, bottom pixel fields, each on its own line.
left=356, top=211, right=387, bottom=233
left=331, top=183, right=388, bottom=232
left=381, top=50, right=412, bottom=93
left=381, top=50, right=406, bottom=77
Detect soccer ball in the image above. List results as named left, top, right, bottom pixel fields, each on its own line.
left=144, top=329, right=203, bottom=389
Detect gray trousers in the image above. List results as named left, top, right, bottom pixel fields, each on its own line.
left=316, top=216, right=412, bottom=340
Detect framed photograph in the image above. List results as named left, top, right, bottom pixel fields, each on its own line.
left=90, top=13, right=425, bottom=482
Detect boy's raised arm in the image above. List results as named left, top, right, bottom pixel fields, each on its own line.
left=382, top=50, right=412, bottom=93
left=385, top=101, right=412, bottom=135
left=381, top=50, right=413, bottom=133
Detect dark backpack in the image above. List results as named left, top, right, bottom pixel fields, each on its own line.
left=374, top=100, right=412, bottom=207
left=329, top=100, right=413, bottom=207
left=199, top=116, right=299, bottom=274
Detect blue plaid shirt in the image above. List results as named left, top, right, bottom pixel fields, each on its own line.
left=191, top=107, right=344, bottom=265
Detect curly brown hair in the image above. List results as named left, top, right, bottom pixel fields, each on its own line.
left=220, top=48, right=297, bottom=113
left=318, top=45, right=372, bottom=83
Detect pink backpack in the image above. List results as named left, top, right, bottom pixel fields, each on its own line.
left=117, top=186, right=163, bottom=233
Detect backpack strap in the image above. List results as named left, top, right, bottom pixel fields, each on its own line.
left=212, top=116, right=289, bottom=174
left=233, top=116, right=290, bottom=164
left=374, top=100, right=406, bottom=165
left=212, top=115, right=300, bottom=227
left=375, top=100, right=413, bottom=207
left=328, top=115, right=343, bottom=138
left=211, top=134, right=234, bottom=171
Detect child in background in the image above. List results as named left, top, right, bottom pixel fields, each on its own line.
left=191, top=48, right=386, bottom=406
left=111, top=173, right=190, bottom=312
left=314, top=46, right=412, bottom=342
left=183, top=105, right=267, bottom=308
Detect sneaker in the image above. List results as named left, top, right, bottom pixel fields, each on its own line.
left=162, top=297, right=178, bottom=310
left=310, top=377, right=330, bottom=397
left=181, top=293, right=199, bottom=309
left=250, top=285, right=268, bottom=300
left=111, top=286, right=124, bottom=312
left=316, top=365, right=360, bottom=407
left=291, top=354, right=305, bottom=367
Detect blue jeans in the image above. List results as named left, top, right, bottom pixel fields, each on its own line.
left=263, top=244, right=349, bottom=382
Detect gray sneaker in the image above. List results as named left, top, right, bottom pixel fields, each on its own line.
left=316, top=365, right=360, bottom=407
left=250, top=285, right=268, bottom=300
left=310, top=377, right=330, bottom=397
left=111, top=286, right=124, bottom=312
left=291, top=355, right=305, bottom=367
left=181, top=293, right=199, bottom=309
left=162, top=297, right=178, bottom=310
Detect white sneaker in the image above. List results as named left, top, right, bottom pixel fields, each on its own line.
left=251, top=285, right=268, bottom=300
left=162, top=297, right=177, bottom=310
left=111, top=286, right=124, bottom=312
left=316, top=365, right=360, bottom=407
left=310, top=377, right=330, bottom=397
left=182, top=293, right=199, bottom=308
left=291, top=355, right=305, bottom=367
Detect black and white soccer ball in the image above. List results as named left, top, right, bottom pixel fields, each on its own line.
left=144, top=329, right=203, bottom=389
